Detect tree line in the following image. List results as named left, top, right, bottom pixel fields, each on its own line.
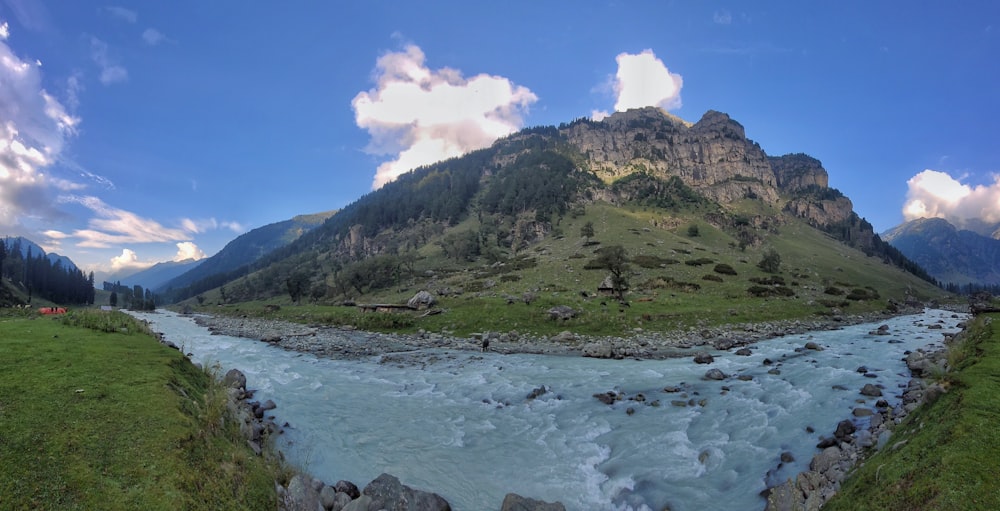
left=0, top=239, right=95, bottom=305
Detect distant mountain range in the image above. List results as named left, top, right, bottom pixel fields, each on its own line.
left=111, top=259, right=203, bottom=291
left=883, top=217, right=1000, bottom=286
left=155, top=211, right=336, bottom=293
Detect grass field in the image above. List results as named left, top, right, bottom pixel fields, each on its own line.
left=823, top=312, right=1000, bottom=510
left=0, top=309, right=283, bottom=511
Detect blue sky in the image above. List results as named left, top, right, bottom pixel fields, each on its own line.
left=1, top=1, right=998, bottom=281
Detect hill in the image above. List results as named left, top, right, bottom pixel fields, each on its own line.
left=1, top=235, right=93, bottom=306
left=158, top=211, right=336, bottom=296
left=113, top=258, right=203, bottom=291
left=883, top=217, right=1000, bottom=287
left=170, top=107, right=948, bottom=332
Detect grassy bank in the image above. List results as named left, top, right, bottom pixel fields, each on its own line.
left=0, top=309, right=283, bottom=510
left=824, top=313, right=1000, bottom=510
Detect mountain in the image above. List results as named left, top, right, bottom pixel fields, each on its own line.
left=157, top=211, right=336, bottom=294
left=883, top=217, right=1000, bottom=286
left=115, top=259, right=203, bottom=291
left=167, top=107, right=944, bottom=325
left=2, top=236, right=79, bottom=271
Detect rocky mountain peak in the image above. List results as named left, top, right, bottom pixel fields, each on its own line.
left=769, top=153, right=830, bottom=193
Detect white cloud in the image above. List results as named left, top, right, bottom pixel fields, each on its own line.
left=713, top=10, right=733, bottom=25
left=110, top=248, right=153, bottom=272
left=173, top=241, right=206, bottom=261
left=59, top=195, right=191, bottom=248
left=610, top=49, right=684, bottom=112
left=0, top=23, right=80, bottom=228
left=181, top=217, right=245, bottom=234
left=352, top=44, right=538, bottom=189
left=903, top=169, right=1000, bottom=224
left=90, top=37, right=127, bottom=85
left=142, top=28, right=165, bottom=46
left=102, top=6, right=137, bottom=24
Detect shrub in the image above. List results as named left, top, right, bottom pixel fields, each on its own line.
left=847, top=288, right=880, bottom=301
left=702, top=274, right=724, bottom=282
left=632, top=255, right=680, bottom=269
left=824, top=286, right=845, bottom=296
left=499, top=274, right=521, bottom=282
left=713, top=264, right=738, bottom=276
left=687, top=224, right=700, bottom=237
left=685, top=258, right=715, bottom=266
left=749, top=276, right=786, bottom=286
left=747, top=285, right=796, bottom=297
left=757, top=249, right=782, bottom=273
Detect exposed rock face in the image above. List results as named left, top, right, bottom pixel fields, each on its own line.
left=407, top=291, right=436, bottom=310
left=562, top=108, right=779, bottom=204
left=784, top=195, right=855, bottom=227
left=769, top=154, right=829, bottom=193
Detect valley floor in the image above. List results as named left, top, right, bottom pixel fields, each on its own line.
left=191, top=305, right=937, bottom=361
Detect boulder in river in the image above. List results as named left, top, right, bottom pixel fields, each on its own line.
left=223, top=369, right=246, bottom=390
left=860, top=383, right=883, bottom=397
left=501, top=493, right=567, bottom=511
left=693, top=352, right=715, bottom=364
left=704, top=368, right=727, bottom=381
left=363, top=473, right=451, bottom=511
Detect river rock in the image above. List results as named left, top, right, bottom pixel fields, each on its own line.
left=550, top=331, right=575, bottom=343
left=735, top=348, right=752, bottom=356
left=860, top=383, right=883, bottom=397
left=546, top=305, right=577, bottom=321
left=500, top=493, right=567, bottom=511
left=833, top=419, right=856, bottom=441
left=526, top=386, right=549, bottom=400
left=581, top=342, right=612, bottom=359
left=362, top=473, right=451, bottom=511
left=285, top=474, right=323, bottom=511
left=804, top=341, right=823, bottom=351
left=693, top=352, right=715, bottom=364
left=704, top=368, right=727, bottom=380
left=335, top=480, right=361, bottom=499
left=223, top=368, right=247, bottom=390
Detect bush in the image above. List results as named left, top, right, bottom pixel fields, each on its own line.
left=687, top=224, right=700, bottom=237
left=824, top=286, right=845, bottom=296
left=702, top=274, right=724, bottom=282
left=846, top=288, right=880, bottom=301
left=757, top=249, right=782, bottom=273
left=749, top=276, right=786, bottom=286
left=748, top=285, right=795, bottom=297
left=685, top=258, right=714, bottom=266
left=632, top=255, right=680, bottom=269
left=713, top=264, right=738, bottom=276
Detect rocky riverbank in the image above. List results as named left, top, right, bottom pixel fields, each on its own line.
left=192, top=305, right=930, bottom=362
left=219, top=366, right=565, bottom=511
left=762, top=318, right=964, bottom=510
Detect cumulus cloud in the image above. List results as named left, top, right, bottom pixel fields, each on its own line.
left=58, top=195, right=191, bottom=248
left=90, top=37, right=127, bottom=85
left=611, top=49, right=684, bottom=112
left=352, top=44, right=538, bottom=189
left=903, top=169, right=1000, bottom=224
left=110, top=248, right=153, bottom=272
left=173, top=241, right=206, bottom=261
left=0, top=20, right=80, bottom=228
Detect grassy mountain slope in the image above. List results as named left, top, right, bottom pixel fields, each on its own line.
left=170, top=108, right=950, bottom=331
left=158, top=211, right=336, bottom=295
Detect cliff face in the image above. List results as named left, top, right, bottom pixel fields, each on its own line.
left=769, top=153, right=829, bottom=193
left=562, top=108, right=778, bottom=204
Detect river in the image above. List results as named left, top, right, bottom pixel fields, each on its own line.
left=132, top=308, right=965, bottom=511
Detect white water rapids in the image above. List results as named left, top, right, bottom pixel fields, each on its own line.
left=133, top=309, right=965, bottom=511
